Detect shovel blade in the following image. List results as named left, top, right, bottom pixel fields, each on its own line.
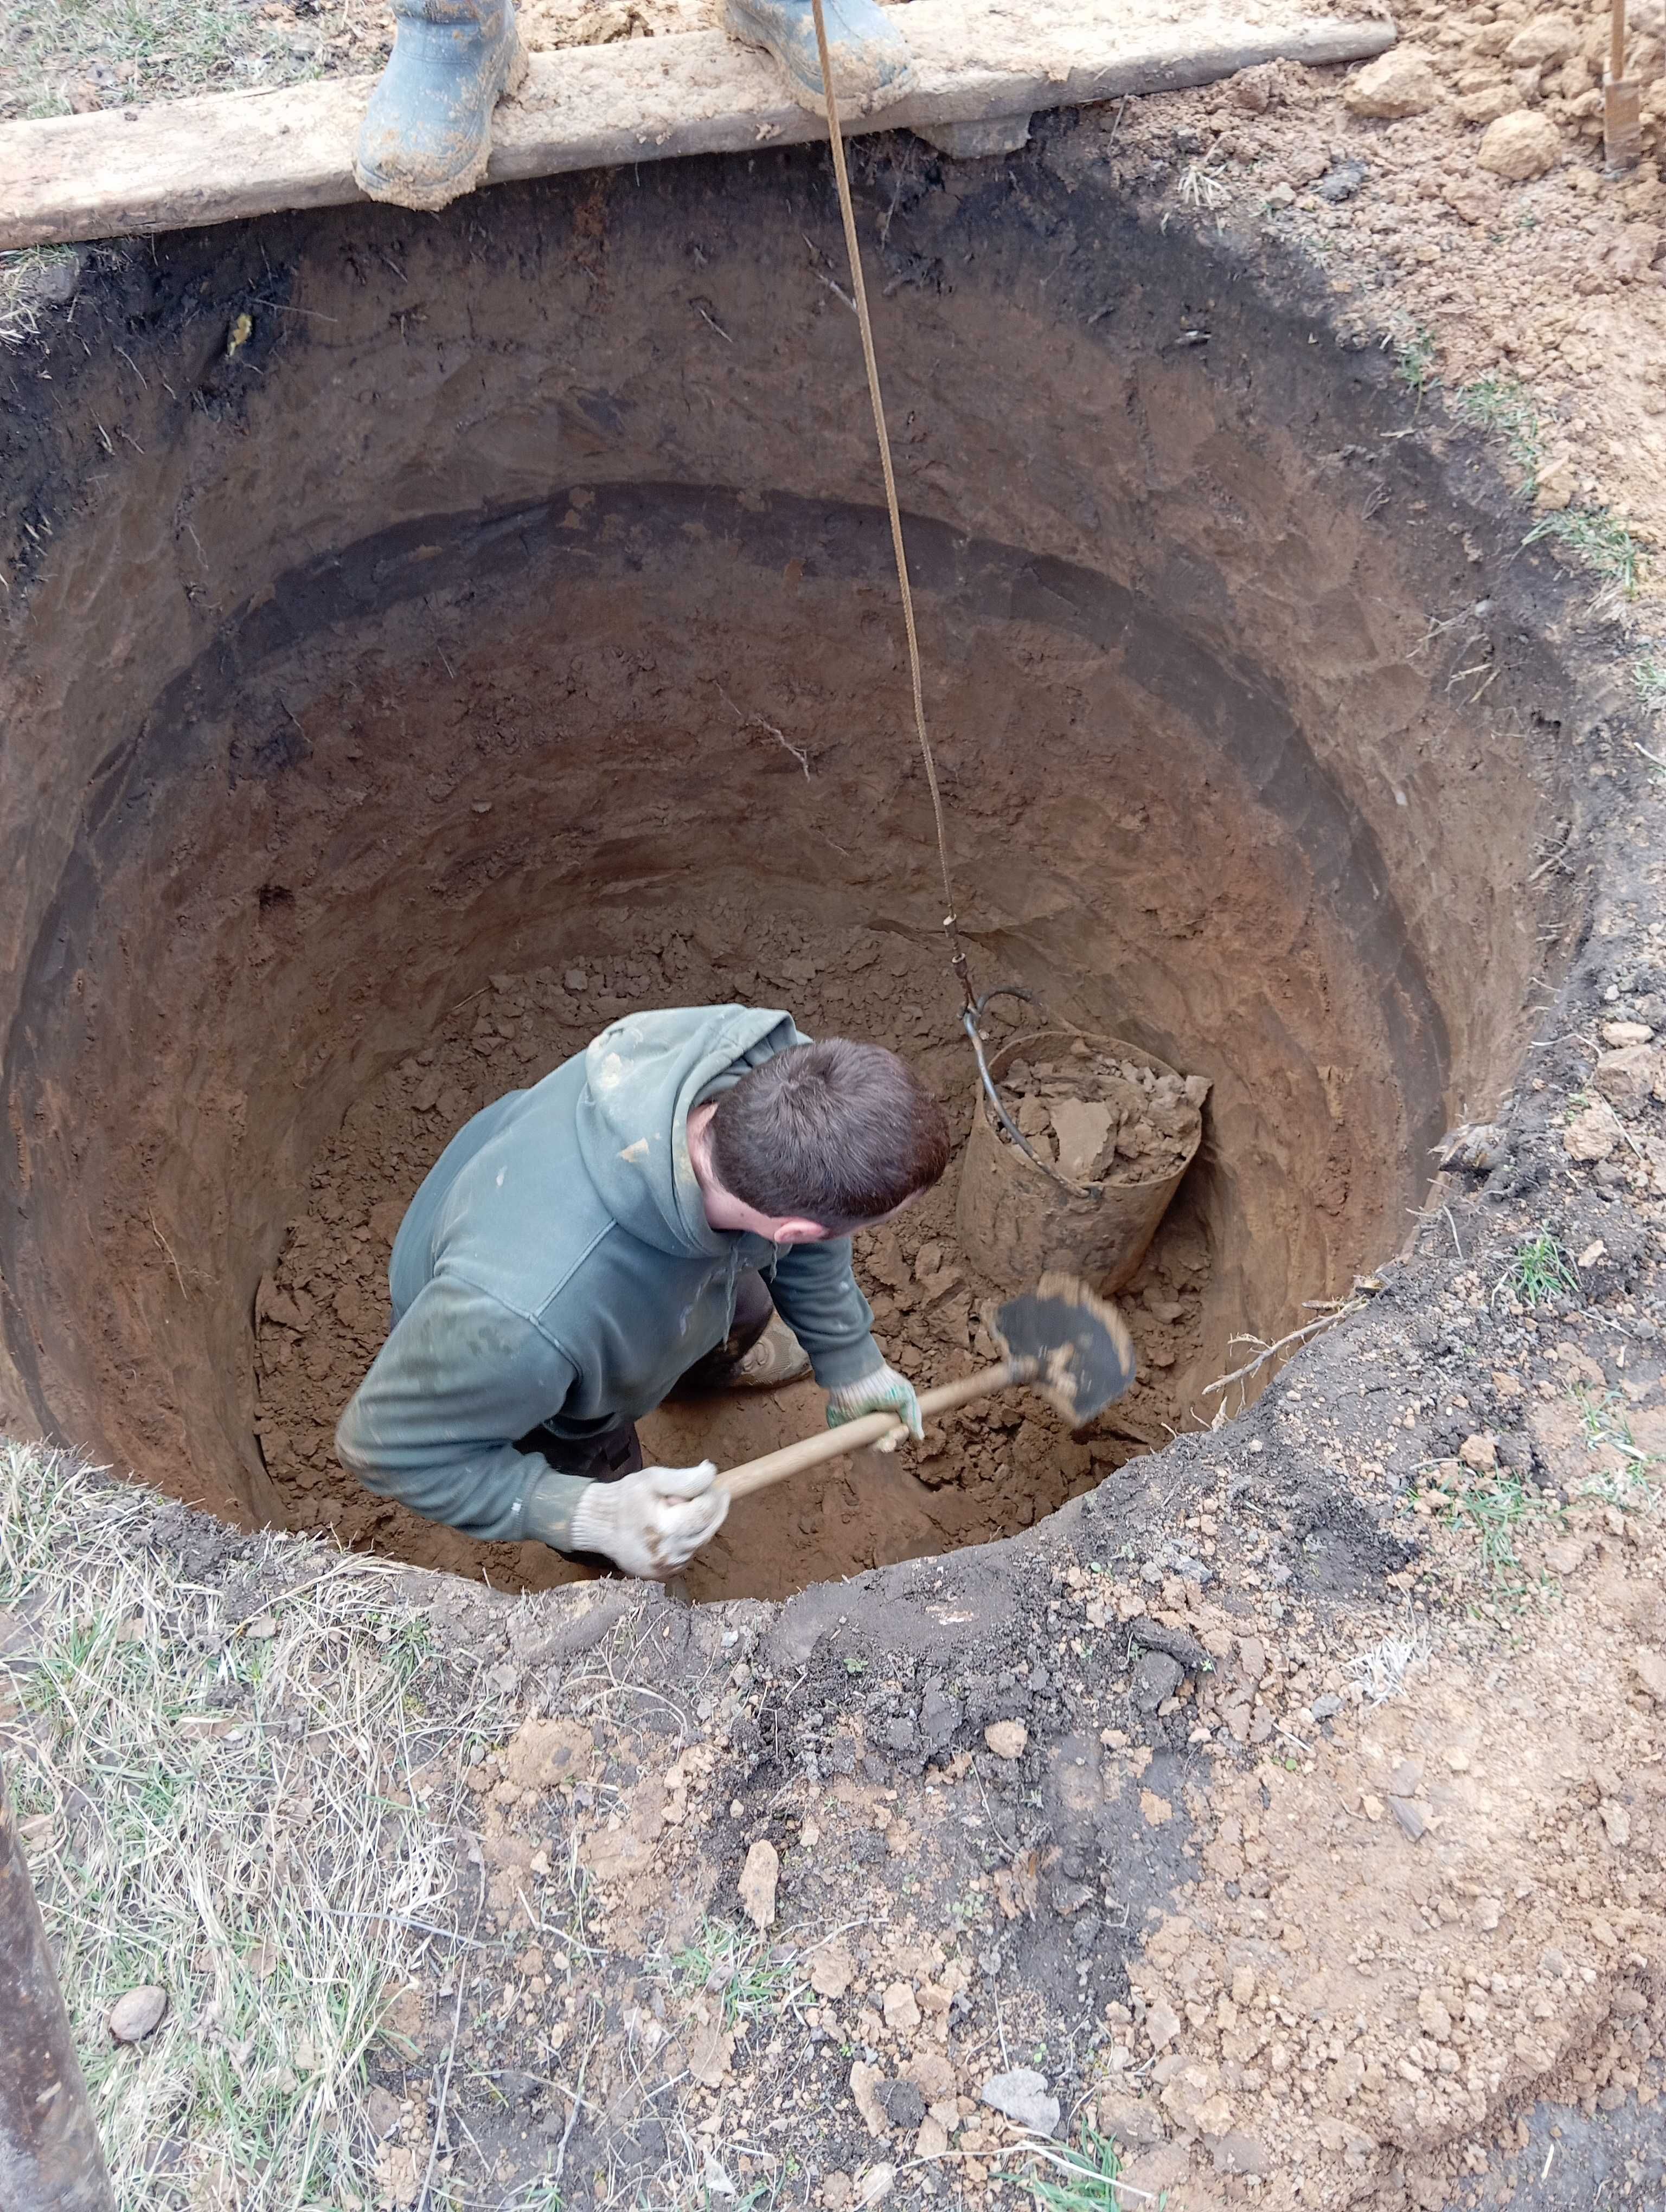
left=994, top=1271, right=1136, bottom=1424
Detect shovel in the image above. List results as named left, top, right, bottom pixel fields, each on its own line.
left=716, top=1273, right=1136, bottom=1502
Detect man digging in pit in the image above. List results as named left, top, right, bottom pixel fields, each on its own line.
left=335, top=1006, right=951, bottom=1579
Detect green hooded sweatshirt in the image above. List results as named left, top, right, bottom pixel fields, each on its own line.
left=334, top=1005, right=881, bottom=1540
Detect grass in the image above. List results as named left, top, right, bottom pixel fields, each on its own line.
left=0, top=0, right=388, bottom=121
left=1571, top=1388, right=1664, bottom=1515
left=1524, top=506, right=1645, bottom=615
left=664, top=1918, right=798, bottom=2029
left=1387, top=323, right=1437, bottom=396
left=0, top=1440, right=513, bottom=2211
left=1450, top=375, right=1546, bottom=498
left=1345, top=1623, right=1431, bottom=1706
left=1635, top=655, right=1666, bottom=716
left=1438, top=1465, right=1540, bottom=1583
left=1004, top=2126, right=1139, bottom=2210
left=1492, top=1231, right=1584, bottom=1312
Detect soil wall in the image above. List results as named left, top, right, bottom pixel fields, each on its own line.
left=0, top=125, right=1591, bottom=1587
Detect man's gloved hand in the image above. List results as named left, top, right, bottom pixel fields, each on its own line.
left=563, top=1462, right=728, bottom=1580
left=555, top=1459, right=726, bottom=1584
left=826, top=1362, right=924, bottom=1441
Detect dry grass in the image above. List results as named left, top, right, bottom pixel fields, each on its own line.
left=0, top=1439, right=514, bottom=2210
left=0, top=0, right=392, bottom=122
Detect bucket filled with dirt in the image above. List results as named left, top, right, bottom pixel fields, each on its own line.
left=957, top=1030, right=1209, bottom=1296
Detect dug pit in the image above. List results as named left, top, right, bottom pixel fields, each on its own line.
left=0, top=125, right=1591, bottom=1603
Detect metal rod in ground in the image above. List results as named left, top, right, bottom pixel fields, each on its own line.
left=0, top=1760, right=116, bottom=2212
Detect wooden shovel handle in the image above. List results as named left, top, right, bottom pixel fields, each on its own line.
left=717, top=1359, right=1029, bottom=1501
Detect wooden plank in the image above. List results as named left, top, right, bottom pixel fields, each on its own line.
left=0, top=0, right=1394, bottom=251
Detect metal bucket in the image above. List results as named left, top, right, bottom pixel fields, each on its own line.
left=956, top=1029, right=1201, bottom=1296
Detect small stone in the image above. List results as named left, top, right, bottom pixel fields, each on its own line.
left=856, top=2166, right=896, bottom=2207
left=882, top=1982, right=921, bottom=2036
left=1443, top=1747, right=1471, bottom=1772
left=1140, top=1790, right=1174, bottom=1828
left=1231, top=1966, right=1256, bottom=2007
left=563, top=968, right=587, bottom=992
left=1603, top=1020, right=1655, bottom=1047
left=1418, top=1988, right=1453, bottom=2042
left=1389, top=1796, right=1427, bottom=1840
left=245, top=1612, right=278, bottom=1638
left=1310, top=1693, right=1344, bottom=1722
left=981, top=2067, right=1061, bottom=2133
left=1344, top=44, right=1439, bottom=117
left=1458, top=1433, right=1497, bottom=1472
left=1477, top=111, right=1562, bottom=182
left=985, top=1721, right=1028, bottom=1760
left=738, top=1838, right=779, bottom=1931
left=823, top=2176, right=853, bottom=2211
left=1634, top=1649, right=1666, bottom=1702
left=1475, top=1895, right=1503, bottom=1931
left=107, top=1986, right=169, bottom=2043
left=1601, top=1799, right=1631, bottom=1847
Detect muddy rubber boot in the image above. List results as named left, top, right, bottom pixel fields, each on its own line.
left=354, top=0, right=527, bottom=214
left=723, top=0, right=913, bottom=118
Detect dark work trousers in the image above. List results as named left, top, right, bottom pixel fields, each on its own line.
left=517, top=1266, right=776, bottom=1481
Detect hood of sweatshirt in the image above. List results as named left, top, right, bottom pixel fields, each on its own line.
left=574, top=1003, right=808, bottom=1259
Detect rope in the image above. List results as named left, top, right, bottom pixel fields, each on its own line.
left=808, top=0, right=975, bottom=1013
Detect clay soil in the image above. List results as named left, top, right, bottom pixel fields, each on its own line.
left=253, top=924, right=1218, bottom=1603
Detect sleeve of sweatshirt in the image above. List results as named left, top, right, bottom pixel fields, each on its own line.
left=767, top=1238, right=882, bottom=1390
left=334, top=1270, right=580, bottom=1541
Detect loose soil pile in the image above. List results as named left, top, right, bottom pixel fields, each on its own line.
left=997, top=1046, right=1210, bottom=1184
left=252, top=923, right=1218, bottom=1602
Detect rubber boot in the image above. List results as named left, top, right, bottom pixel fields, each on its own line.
left=354, top=0, right=527, bottom=215
left=723, top=0, right=913, bottom=118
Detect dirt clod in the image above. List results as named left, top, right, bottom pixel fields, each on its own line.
left=1478, top=108, right=1564, bottom=179
left=995, top=1052, right=1207, bottom=1183
left=1343, top=44, right=1440, bottom=118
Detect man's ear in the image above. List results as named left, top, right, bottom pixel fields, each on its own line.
left=776, top=1217, right=831, bottom=1244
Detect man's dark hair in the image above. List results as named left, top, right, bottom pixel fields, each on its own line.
left=709, top=1039, right=952, bottom=1231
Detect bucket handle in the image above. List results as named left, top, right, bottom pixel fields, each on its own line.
left=963, top=987, right=1101, bottom=1201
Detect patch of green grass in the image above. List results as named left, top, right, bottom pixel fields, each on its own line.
left=1635, top=654, right=1666, bottom=716
left=1440, top=1466, right=1540, bottom=1583
left=1492, top=1232, right=1583, bottom=1311
left=1388, top=324, right=1438, bottom=395
left=1005, top=2126, right=1135, bottom=2210
left=1524, top=506, right=1645, bottom=612
left=664, top=1918, right=796, bottom=2029
left=1571, top=1388, right=1663, bottom=1514
left=1451, top=375, right=1546, bottom=498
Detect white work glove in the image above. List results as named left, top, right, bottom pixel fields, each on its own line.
left=826, top=1362, right=924, bottom=1442
left=569, top=1461, right=728, bottom=1580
